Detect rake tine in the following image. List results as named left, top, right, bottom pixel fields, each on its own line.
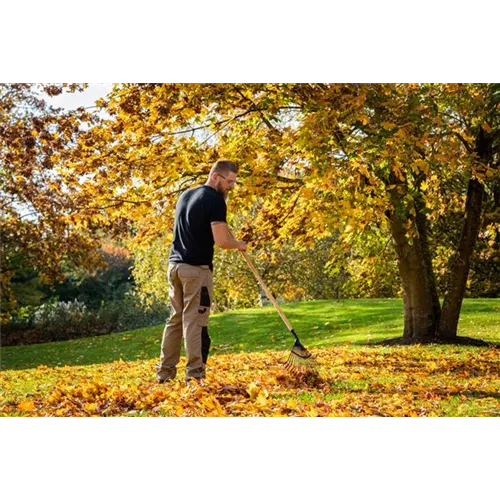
left=284, top=336, right=318, bottom=373
left=285, top=349, right=316, bottom=373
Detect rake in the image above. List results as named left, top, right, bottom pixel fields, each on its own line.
left=240, top=251, right=314, bottom=372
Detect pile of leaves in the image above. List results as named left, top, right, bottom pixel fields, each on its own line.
left=1, top=346, right=498, bottom=417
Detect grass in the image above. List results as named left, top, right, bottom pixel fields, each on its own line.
left=1, top=298, right=498, bottom=371
left=1, top=299, right=499, bottom=417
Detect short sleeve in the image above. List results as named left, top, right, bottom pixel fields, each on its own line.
left=209, top=196, right=227, bottom=224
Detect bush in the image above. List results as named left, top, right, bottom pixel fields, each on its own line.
left=1, top=297, right=170, bottom=346
left=33, top=299, right=89, bottom=330
left=97, top=297, right=170, bottom=332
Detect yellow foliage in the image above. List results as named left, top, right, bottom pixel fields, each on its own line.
left=1, top=347, right=498, bottom=417
left=17, top=400, right=35, bottom=412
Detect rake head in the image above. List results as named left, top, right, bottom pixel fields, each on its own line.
left=284, top=339, right=315, bottom=373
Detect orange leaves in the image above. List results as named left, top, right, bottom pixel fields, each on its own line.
left=382, top=122, right=398, bottom=131
left=391, top=162, right=405, bottom=182
left=246, top=382, right=261, bottom=400
left=412, top=159, right=429, bottom=175
left=39, top=82, right=497, bottom=318
left=246, top=383, right=270, bottom=407
left=1, top=84, right=109, bottom=321
left=17, top=400, right=35, bottom=412
left=1, top=346, right=499, bottom=417
left=359, top=115, right=369, bottom=126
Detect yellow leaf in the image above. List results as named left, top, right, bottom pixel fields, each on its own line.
left=382, top=122, right=397, bottom=130
left=18, top=400, right=35, bottom=412
left=392, top=163, right=405, bottom=181
left=413, top=159, right=429, bottom=174
left=181, top=108, right=195, bottom=120
left=256, top=392, right=268, bottom=407
left=481, top=122, right=492, bottom=133
left=247, top=382, right=260, bottom=400
left=84, top=403, right=98, bottom=413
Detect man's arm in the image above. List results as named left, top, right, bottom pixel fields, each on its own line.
left=211, top=222, right=246, bottom=250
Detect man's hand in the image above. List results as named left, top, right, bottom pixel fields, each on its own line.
left=231, top=228, right=247, bottom=251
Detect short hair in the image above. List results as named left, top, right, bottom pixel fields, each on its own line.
left=210, top=159, right=239, bottom=176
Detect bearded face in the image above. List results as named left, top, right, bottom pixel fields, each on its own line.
left=215, top=178, right=230, bottom=200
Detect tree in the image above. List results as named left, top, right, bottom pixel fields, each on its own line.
left=74, top=83, right=499, bottom=343
left=0, top=84, right=105, bottom=322
left=55, top=241, right=133, bottom=307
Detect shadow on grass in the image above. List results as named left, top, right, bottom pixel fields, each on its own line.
left=212, top=300, right=404, bottom=350
left=0, top=325, right=164, bottom=371
left=1, top=311, right=400, bottom=370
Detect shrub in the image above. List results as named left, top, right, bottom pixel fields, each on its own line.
left=1, top=297, right=170, bottom=346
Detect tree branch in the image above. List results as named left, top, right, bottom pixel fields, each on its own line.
left=454, top=132, right=473, bottom=153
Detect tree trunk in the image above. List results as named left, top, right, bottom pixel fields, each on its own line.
left=438, top=178, right=485, bottom=339
left=389, top=207, right=440, bottom=342
left=415, top=195, right=441, bottom=326
left=437, top=127, right=490, bottom=340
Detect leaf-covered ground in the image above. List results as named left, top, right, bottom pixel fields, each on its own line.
left=2, top=345, right=498, bottom=417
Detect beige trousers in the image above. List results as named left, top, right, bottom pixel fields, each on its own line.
left=156, top=263, right=213, bottom=381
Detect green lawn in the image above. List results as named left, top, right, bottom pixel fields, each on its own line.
left=1, top=299, right=499, bottom=417
left=1, top=298, right=499, bottom=371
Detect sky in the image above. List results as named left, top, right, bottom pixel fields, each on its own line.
left=46, top=83, right=114, bottom=110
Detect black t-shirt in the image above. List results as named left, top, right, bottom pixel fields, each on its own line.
left=169, top=185, right=227, bottom=269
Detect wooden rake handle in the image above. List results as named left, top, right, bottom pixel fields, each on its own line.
left=240, top=251, right=294, bottom=333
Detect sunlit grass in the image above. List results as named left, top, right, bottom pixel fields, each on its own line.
left=1, top=298, right=499, bottom=371
left=1, top=297, right=498, bottom=416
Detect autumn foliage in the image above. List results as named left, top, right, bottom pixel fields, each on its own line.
left=2, top=347, right=498, bottom=417
left=0, top=84, right=104, bottom=321
left=2, top=83, right=499, bottom=343
left=72, top=83, right=499, bottom=342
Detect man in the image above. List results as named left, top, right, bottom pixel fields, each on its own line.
left=156, top=160, right=246, bottom=383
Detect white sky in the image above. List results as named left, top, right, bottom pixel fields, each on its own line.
left=46, top=83, right=114, bottom=110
